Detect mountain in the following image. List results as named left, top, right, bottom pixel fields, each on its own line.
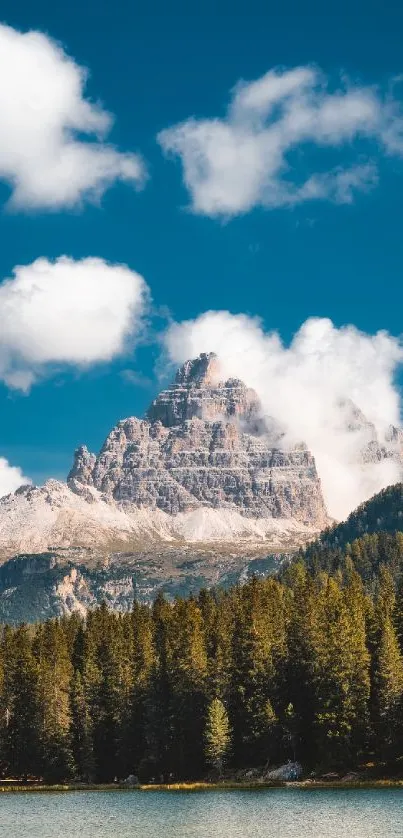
left=0, top=353, right=331, bottom=620
left=311, top=482, right=403, bottom=551
left=0, top=352, right=401, bottom=622
left=0, top=353, right=329, bottom=564
left=301, top=483, right=403, bottom=584
left=68, top=352, right=327, bottom=525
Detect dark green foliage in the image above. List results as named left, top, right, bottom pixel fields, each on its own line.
left=303, top=532, right=403, bottom=586
left=70, top=670, right=95, bottom=782
left=301, top=483, right=403, bottom=585
left=0, top=626, right=42, bottom=779
left=204, top=698, right=231, bottom=774
left=316, top=484, right=403, bottom=548
left=2, top=535, right=403, bottom=781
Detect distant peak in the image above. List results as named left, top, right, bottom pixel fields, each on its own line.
left=174, top=353, right=221, bottom=387
left=146, top=352, right=261, bottom=428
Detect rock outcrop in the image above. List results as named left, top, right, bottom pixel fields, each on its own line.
left=0, top=548, right=287, bottom=624
left=338, top=398, right=403, bottom=467
left=68, top=353, right=328, bottom=528
left=0, top=479, right=319, bottom=564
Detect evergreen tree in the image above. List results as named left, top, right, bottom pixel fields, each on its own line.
left=204, top=698, right=231, bottom=775
left=120, top=602, right=154, bottom=779
left=373, top=614, right=403, bottom=759
left=283, top=562, right=319, bottom=765
left=35, top=620, right=74, bottom=782
left=1, top=548, right=403, bottom=783
left=144, top=593, right=175, bottom=779
left=91, top=620, right=124, bottom=781
left=1, top=626, right=42, bottom=779
left=70, top=670, right=95, bottom=781
left=312, top=576, right=370, bottom=769
left=229, top=578, right=287, bottom=767
left=169, top=597, right=208, bottom=778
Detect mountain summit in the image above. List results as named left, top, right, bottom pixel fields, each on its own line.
left=146, top=352, right=261, bottom=426
left=67, top=353, right=327, bottom=526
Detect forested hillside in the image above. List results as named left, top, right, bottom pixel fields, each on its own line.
left=301, top=483, right=403, bottom=584
left=303, top=532, right=403, bottom=584
left=315, top=483, right=403, bottom=549
left=2, top=562, right=403, bottom=783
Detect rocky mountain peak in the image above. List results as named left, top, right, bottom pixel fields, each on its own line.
left=146, top=352, right=261, bottom=428
left=66, top=353, right=328, bottom=527
left=174, top=352, right=221, bottom=387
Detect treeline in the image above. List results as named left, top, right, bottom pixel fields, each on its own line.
left=310, top=483, right=403, bottom=551
left=1, top=557, right=403, bottom=783
left=302, top=531, right=403, bottom=586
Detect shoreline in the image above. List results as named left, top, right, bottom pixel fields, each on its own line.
left=1, top=779, right=403, bottom=793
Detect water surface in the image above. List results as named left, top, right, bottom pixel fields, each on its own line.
left=1, top=788, right=403, bottom=838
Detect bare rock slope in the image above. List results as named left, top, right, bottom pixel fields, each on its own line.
left=0, top=354, right=328, bottom=563
left=68, top=353, right=328, bottom=528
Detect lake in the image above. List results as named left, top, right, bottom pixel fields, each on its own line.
left=1, top=788, right=403, bottom=838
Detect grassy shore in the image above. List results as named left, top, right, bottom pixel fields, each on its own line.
left=1, top=779, right=403, bottom=793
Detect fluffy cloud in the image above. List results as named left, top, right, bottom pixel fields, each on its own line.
left=165, top=312, right=403, bottom=519
left=0, top=457, right=30, bottom=498
left=0, top=256, right=148, bottom=390
left=0, top=24, right=145, bottom=209
left=158, top=65, right=403, bottom=216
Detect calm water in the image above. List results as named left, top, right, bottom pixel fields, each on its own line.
left=0, top=788, right=403, bottom=838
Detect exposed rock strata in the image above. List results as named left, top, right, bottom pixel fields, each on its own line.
left=0, top=479, right=319, bottom=563
left=68, top=353, right=328, bottom=528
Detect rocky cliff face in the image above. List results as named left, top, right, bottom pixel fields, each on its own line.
left=68, top=353, right=328, bottom=528
left=0, top=478, right=317, bottom=563
left=0, top=547, right=286, bottom=624
left=339, top=399, right=403, bottom=467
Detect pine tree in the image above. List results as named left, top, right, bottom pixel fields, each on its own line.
left=35, top=621, right=74, bottom=782
left=169, top=597, right=208, bottom=778
left=204, top=698, right=231, bottom=775
left=283, top=562, right=317, bottom=764
left=70, top=670, right=95, bottom=782
left=1, top=626, right=42, bottom=779
left=92, top=625, right=124, bottom=781
left=119, top=602, right=154, bottom=779
left=199, top=589, right=233, bottom=703
left=393, top=574, right=403, bottom=654
left=312, top=575, right=370, bottom=769
left=3, top=549, right=403, bottom=783
left=144, top=593, right=175, bottom=779
left=373, top=614, right=403, bottom=759
left=229, top=578, right=287, bottom=767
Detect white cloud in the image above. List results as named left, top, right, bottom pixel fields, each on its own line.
left=0, top=24, right=145, bottom=209
left=158, top=65, right=403, bottom=216
left=0, top=457, right=31, bottom=498
left=0, top=256, right=148, bottom=390
left=165, top=312, right=403, bottom=519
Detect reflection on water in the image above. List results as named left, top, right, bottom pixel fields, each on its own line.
left=0, top=788, right=402, bottom=838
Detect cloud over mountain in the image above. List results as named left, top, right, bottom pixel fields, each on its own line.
left=0, top=256, right=149, bottom=390
left=158, top=65, right=403, bottom=216
left=0, top=24, right=145, bottom=210
left=165, top=312, right=403, bottom=518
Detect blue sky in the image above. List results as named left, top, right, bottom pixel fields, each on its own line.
left=0, top=0, right=403, bottom=488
